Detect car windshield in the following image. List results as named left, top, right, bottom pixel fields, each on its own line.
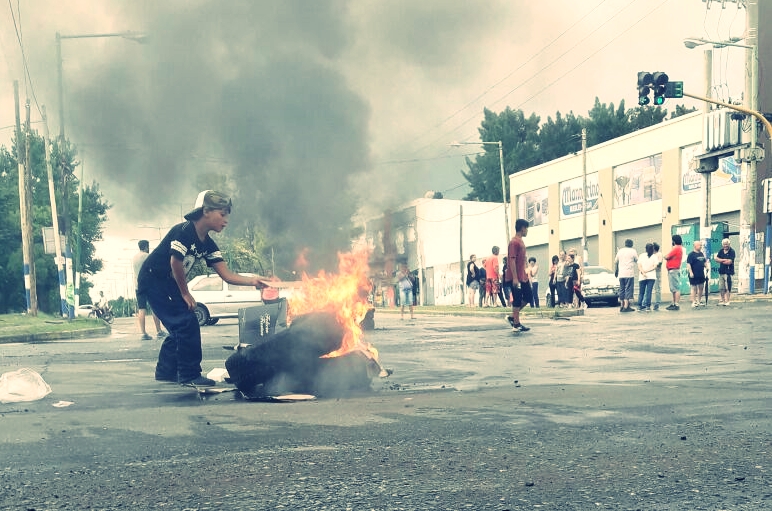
left=584, top=266, right=613, bottom=275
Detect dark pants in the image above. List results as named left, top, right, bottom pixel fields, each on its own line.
left=530, top=282, right=540, bottom=308
left=548, top=282, right=557, bottom=307
left=140, top=272, right=202, bottom=382
left=502, top=280, right=513, bottom=306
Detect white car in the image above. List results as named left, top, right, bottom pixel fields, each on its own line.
left=188, top=273, right=264, bottom=326
left=581, top=266, right=620, bottom=307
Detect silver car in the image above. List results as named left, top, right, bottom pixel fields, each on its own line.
left=189, top=273, right=264, bottom=326
left=581, top=266, right=620, bottom=307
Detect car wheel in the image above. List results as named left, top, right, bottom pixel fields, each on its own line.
left=194, top=305, right=210, bottom=327
left=205, top=318, right=219, bottom=326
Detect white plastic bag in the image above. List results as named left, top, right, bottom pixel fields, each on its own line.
left=0, top=368, right=52, bottom=404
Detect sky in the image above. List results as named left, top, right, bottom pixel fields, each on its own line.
left=0, top=0, right=750, bottom=299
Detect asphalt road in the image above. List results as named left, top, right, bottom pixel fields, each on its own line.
left=0, top=303, right=770, bottom=510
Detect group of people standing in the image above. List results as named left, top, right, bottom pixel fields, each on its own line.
left=466, top=243, right=539, bottom=309
left=614, top=234, right=735, bottom=312
left=547, top=249, right=586, bottom=309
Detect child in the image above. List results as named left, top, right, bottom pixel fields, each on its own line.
left=137, top=190, right=267, bottom=386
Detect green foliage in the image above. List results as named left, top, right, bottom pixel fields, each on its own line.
left=0, top=129, right=109, bottom=314
left=464, top=98, right=678, bottom=202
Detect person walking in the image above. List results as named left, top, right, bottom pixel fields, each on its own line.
left=527, top=257, right=539, bottom=308
left=614, top=239, right=638, bottom=312
left=687, top=240, right=710, bottom=308
left=664, top=234, right=685, bottom=310
left=138, top=190, right=268, bottom=387
left=397, top=263, right=415, bottom=320
left=132, top=240, right=166, bottom=340
left=465, top=254, right=479, bottom=308
left=714, top=239, right=735, bottom=306
left=636, top=243, right=656, bottom=312
left=565, top=253, right=586, bottom=309
left=506, top=219, right=532, bottom=332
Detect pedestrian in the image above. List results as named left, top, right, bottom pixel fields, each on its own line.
left=565, top=253, right=586, bottom=309
left=714, top=238, right=736, bottom=306
left=686, top=240, right=710, bottom=308
left=138, top=190, right=268, bottom=387
left=501, top=256, right=513, bottom=307
left=664, top=234, right=684, bottom=310
left=477, top=262, right=487, bottom=308
left=561, top=249, right=575, bottom=307
left=636, top=243, right=656, bottom=312
left=652, top=242, right=663, bottom=310
left=547, top=255, right=559, bottom=307
left=614, top=239, right=638, bottom=312
left=397, top=263, right=415, bottom=320
left=555, top=250, right=567, bottom=307
left=527, top=257, right=539, bottom=308
left=484, top=247, right=505, bottom=307
left=465, top=254, right=479, bottom=308
left=132, top=239, right=166, bottom=340
left=506, top=219, right=532, bottom=332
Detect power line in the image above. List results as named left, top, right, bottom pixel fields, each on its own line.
left=7, top=0, right=43, bottom=119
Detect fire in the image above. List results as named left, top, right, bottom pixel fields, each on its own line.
left=287, top=249, right=377, bottom=360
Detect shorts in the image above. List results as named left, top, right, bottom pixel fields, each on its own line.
left=689, top=277, right=706, bottom=287
left=136, top=290, right=152, bottom=313
left=511, top=281, right=533, bottom=308
left=719, top=274, right=732, bottom=293
left=400, top=287, right=413, bottom=306
left=485, top=278, right=499, bottom=296
left=618, top=277, right=634, bottom=300
left=468, top=280, right=480, bottom=290
left=668, top=269, right=681, bottom=294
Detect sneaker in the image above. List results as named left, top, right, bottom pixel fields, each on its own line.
left=141, top=333, right=153, bottom=341
left=512, top=323, right=530, bottom=332
left=157, top=330, right=167, bottom=338
left=673, top=304, right=680, bottom=310
left=180, top=375, right=216, bottom=387
left=692, top=302, right=699, bottom=308
left=665, top=304, right=677, bottom=311
left=721, top=301, right=730, bottom=306
left=581, top=302, right=588, bottom=310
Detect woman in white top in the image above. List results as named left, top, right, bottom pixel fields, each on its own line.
left=527, top=257, right=539, bottom=307
left=637, top=243, right=657, bottom=311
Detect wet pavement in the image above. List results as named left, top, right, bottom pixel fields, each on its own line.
left=0, top=302, right=770, bottom=510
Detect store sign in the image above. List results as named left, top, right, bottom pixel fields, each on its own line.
left=559, top=173, right=599, bottom=218
left=680, top=143, right=741, bottom=193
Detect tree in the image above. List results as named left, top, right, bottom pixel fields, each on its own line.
left=537, top=111, right=583, bottom=163
left=629, top=105, right=668, bottom=131
left=669, top=104, right=698, bottom=119
left=463, top=107, right=540, bottom=202
left=0, top=130, right=109, bottom=314
left=585, top=98, right=632, bottom=146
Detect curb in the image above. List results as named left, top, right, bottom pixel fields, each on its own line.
left=0, top=324, right=111, bottom=344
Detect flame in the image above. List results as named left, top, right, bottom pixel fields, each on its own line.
left=287, top=249, right=377, bottom=360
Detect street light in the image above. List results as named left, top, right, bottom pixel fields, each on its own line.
left=683, top=35, right=759, bottom=294
left=451, top=140, right=510, bottom=241
left=55, top=30, right=147, bottom=316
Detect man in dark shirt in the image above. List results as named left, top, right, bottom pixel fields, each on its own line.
left=714, top=238, right=736, bottom=306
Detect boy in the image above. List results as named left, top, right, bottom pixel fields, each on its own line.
left=506, top=219, right=532, bottom=332
left=138, top=190, right=266, bottom=386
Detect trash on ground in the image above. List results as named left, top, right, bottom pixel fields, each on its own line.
left=0, top=368, right=52, bottom=404
left=52, top=400, right=74, bottom=408
left=206, top=368, right=229, bottom=382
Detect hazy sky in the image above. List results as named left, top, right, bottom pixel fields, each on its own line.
left=0, top=0, right=749, bottom=292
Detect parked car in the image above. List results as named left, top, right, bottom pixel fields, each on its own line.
left=581, top=266, right=620, bottom=307
left=189, top=273, right=264, bottom=326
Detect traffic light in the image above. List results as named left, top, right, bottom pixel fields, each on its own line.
left=637, top=71, right=652, bottom=106
left=651, top=72, right=668, bottom=105
left=664, top=81, right=684, bottom=98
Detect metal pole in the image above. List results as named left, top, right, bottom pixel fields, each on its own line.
left=702, top=49, right=713, bottom=282
left=581, top=128, right=588, bottom=265
left=459, top=204, right=464, bottom=305
left=75, top=155, right=84, bottom=311
left=498, top=141, right=510, bottom=242
left=42, top=106, right=68, bottom=316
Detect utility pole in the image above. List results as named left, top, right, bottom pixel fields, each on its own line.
left=701, top=49, right=713, bottom=264
left=42, top=106, right=68, bottom=316
left=739, top=1, right=760, bottom=294
left=581, top=128, right=588, bottom=265
left=15, top=82, right=38, bottom=315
